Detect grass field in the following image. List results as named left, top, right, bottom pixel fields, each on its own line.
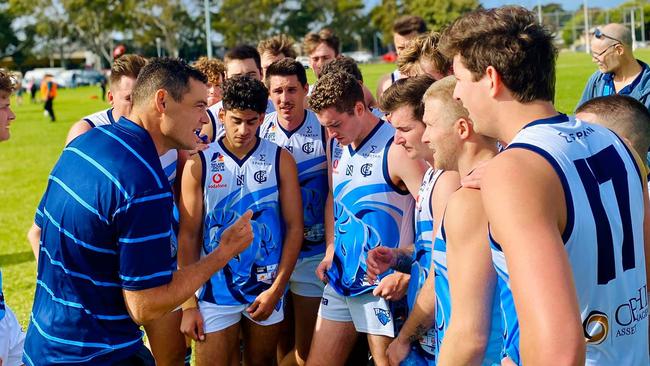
left=2, top=50, right=650, bottom=329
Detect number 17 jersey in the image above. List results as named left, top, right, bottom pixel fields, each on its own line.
left=503, top=114, right=648, bottom=365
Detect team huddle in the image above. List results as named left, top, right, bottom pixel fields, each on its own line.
left=0, top=5, right=649, bottom=366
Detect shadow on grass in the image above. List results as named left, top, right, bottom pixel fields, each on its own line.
left=0, top=251, right=35, bottom=266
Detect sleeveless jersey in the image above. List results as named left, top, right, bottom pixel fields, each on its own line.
left=82, top=108, right=115, bottom=128
left=199, top=137, right=284, bottom=305
left=390, top=69, right=402, bottom=84
left=207, top=100, right=275, bottom=143
left=492, top=114, right=648, bottom=365
left=0, top=269, right=4, bottom=321
left=260, top=110, right=327, bottom=259
left=433, top=216, right=503, bottom=365
left=327, top=120, right=415, bottom=296
left=407, top=167, right=443, bottom=357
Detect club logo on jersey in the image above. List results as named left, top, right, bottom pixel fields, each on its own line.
left=374, top=308, right=391, bottom=326
left=302, top=142, right=314, bottom=154
left=361, top=163, right=373, bottom=177
left=583, top=310, right=609, bottom=344
left=211, top=152, right=225, bottom=171
left=613, top=285, right=648, bottom=338
left=254, top=170, right=267, bottom=184
left=236, top=174, right=245, bottom=186
left=209, top=173, right=227, bottom=189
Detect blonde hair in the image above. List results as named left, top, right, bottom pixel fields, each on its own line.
left=423, top=76, right=469, bottom=124
left=258, top=34, right=297, bottom=58
left=397, top=32, right=450, bottom=77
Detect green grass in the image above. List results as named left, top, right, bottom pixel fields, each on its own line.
left=2, top=51, right=650, bottom=329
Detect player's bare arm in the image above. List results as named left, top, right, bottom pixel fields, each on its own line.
left=64, top=120, right=93, bottom=145
left=437, top=188, right=496, bottom=366
left=481, top=149, right=585, bottom=365
left=316, top=137, right=335, bottom=283
left=247, top=149, right=303, bottom=321
left=176, top=153, right=206, bottom=340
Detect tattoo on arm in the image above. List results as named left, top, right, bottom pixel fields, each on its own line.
left=393, top=252, right=414, bottom=273
left=408, top=324, right=429, bottom=343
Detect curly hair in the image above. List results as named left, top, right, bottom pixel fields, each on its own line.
left=439, top=6, right=556, bottom=103
left=222, top=76, right=268, bottom=113
left=309, top=71, right=363, bottom=114
left=0, top=69, right=15, bottom=93
left=319, top=56, right=363, bottom=82
left=397, top=32, right=450, bottom=77
left=258, top=34, right=297, bottom=59
left=193, top=57, right=225, bottom=85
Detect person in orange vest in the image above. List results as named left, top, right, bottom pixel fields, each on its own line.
left=40, top=74, right=57, bottom=122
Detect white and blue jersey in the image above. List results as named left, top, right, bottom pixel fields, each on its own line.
left=207, top=99, right=275, bottom=143
left=82, top=108, right=115, bottom=128
left=24, top=117, right=174, bottom=365
left=495, top=114, right=648, bottom=365
left=260, top=110, right=327, bottom=259
left=407, top=167, right=443, bottom=358
left=433, top=216, right=503, bottom=365
left=198, top=137, right=284, bottom=305
left=327, top=120, right=415, bottom=296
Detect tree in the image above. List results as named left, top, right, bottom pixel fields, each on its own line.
left=212, top=0, right=285, bottom=48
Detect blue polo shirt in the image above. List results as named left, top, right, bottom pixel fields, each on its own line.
left=577, top=60, right=650, bottom=110
left=23, top=117, right=174, bottom=365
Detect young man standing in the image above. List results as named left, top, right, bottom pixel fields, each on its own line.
left=257, top=34, right=297, bottom=79
left=306, top=71, right=426, bottom=366
left=376, top=16, right=428, bottom=98
left=441, top=6, right=649, bottom=364
left=366, top=76, right=459, bottom=364
left=23, top=58, right=254, bottom=365
left=178, top=76, right=303, bottom=366
left=302, top=29, right=339, bottom=80
left=0, top=69, right=25, bottom=366
left=203, top=45, right=275, bottom=143
left=261, top=59, right=327, bottom=365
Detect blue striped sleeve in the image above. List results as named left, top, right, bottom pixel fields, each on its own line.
left=115, top=191, right=174, bottom=290
left=34, top=192, right=47, bottom=228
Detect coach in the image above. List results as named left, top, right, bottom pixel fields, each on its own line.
left=23, top=58, right=253, bottom=366
left=577, top=23, right=650, bottom=110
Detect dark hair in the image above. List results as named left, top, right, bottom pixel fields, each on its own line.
left=258, top=34, right=297, bottom=59
left=380, top=75, right=435, bottom=121
left=264, top=58, right=308, bottom=87
left=320, top=56, right=363, bottom=83
left=303, top=28, right=340, bottom=56
left=110, top=54, right=147, bottom=85
left=222, top=76, right=269, bottom=114
left=439, top=6, right=557, bottom=103
left=576, top=95, right=650, bottom=156
left=309, top=71, right=364, bottom=114
left=224, top=44, right=262, bottom=72
left=131, top=57, right=207, bottom=107
left=393, top=15, right=427, bottom=36
left=0, top=69, right=14, bottom=93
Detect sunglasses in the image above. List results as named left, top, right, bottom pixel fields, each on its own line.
left=594, top=28, right=623, bottom=44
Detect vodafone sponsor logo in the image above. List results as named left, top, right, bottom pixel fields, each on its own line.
left=209, top=173, right=227, bottom=188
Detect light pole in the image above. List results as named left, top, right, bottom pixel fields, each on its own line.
left=204, top=0, right=212, bottom=58
left=584, top=0, right=590, bottom=54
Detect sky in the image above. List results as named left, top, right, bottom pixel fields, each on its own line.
left=365, top=1, right=630, bottom=12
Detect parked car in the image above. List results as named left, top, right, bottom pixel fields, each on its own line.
left=344, top=51, right=373, bottom=64
left=55, top=69, right=106, bottom=88
left=23, top=68, right=65, bottom=87
left=296, top=56, right=310, bottom=69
